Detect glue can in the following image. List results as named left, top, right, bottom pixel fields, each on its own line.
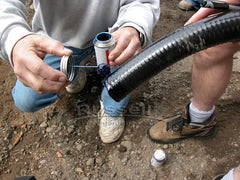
left=151, top=149, right=166, bottom=167
left=93, top=32, right=115, bottom=75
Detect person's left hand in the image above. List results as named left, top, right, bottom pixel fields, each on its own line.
left=185, top=0, right=240, bottom=25
left=109, top=26, right=142, bottom=66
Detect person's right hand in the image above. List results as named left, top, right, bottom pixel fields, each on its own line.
left=12, top=34, right=72, bottom=94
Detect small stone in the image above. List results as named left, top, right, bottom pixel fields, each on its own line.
left=67, top=125, right=74, bottom=134
left=40, top=121, right=48, bottom=128
left=163, top=144, right=168, bottom=149
left=91, top=86, right=98, bottom=94
left=121, top=156, right=128, bottom=164
left=40, top=160, right=46, bottom=164
left=46, top=127, right=54, bottom=133
left=30, top=118, right=38, bottom=126
left=76, top=144, right=83, bottom=151
left=118, top=145, right=127, bottom=152
left=95, top=157, right=103, bottom=164
left=86, top=158, right=94, bottom=166
left=75, top=167, right=84, bottom=173
left=111, top=172, right=117, bottom=178
left=57, top=152, right=62, bottom=158
left=51, top=125, right=58, bottom=129
left=8, top=144, right=13, bottom=150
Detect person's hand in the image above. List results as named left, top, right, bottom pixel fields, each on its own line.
left=185, top=0, right=240, bottom=50
left=185, top=0, right=240, bottom=25
left=109, top=26, right=142, bottom=66
left=12, top=34, right=73, bottom=94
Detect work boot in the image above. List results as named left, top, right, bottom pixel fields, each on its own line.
left=212, top=175, right=224, bottom=180
left=66, top=59, right=87, bottom=93
left=148, top=103, right=216, bottom=144
left=98, top=101, right=125, bottom=143
left=178, top=0, right=194, bottom=11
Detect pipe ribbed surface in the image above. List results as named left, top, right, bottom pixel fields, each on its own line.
left=103, top=11, right=240, bottom=102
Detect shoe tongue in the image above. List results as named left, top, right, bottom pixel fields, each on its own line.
left=167, top=116, right=183, bottom=131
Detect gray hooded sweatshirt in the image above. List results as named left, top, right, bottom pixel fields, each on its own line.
left=0, top=0, right=160, bottom=65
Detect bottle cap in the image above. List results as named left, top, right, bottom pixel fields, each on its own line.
left=97, top=63, right=110, bottom=75
left=154, top=149, right=166, bottom=161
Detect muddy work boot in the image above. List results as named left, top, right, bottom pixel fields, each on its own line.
left=148, top=104, right=216, bottom=144
left=178, top=0, right=194, bottom=11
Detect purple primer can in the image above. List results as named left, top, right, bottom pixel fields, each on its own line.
left=151, top=149, right=166, bottom=167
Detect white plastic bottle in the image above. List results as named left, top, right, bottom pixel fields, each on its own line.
left=151, top=149, right=166, bottom=167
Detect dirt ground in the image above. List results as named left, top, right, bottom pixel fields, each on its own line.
left=1, top=0, right=240, bottom=180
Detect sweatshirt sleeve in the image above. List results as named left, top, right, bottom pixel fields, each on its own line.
left=109, top=0, right=160, bottom=48
left=0, top=0, right=32, bottom=66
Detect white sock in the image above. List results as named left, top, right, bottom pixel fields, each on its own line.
left=222, top=168, right=235, bottom=180
left=189, top=102, right=215, bottom=124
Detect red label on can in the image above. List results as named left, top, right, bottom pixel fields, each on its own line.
left=106, top=50, right=110, bottom=65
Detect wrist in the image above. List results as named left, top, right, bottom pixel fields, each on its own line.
left=138, top=31, right=144, bottom=47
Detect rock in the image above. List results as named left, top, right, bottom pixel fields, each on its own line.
left=86, top=158, right=95, bottom=166
left=111, top=172, right=117, bottom=178
left=121, top=156, right=128, bottom=164
left=8, top=144, right=13, bottom=150
left=118, top=145, right=127, bottom=152
left=67, top=125, right=74, bottom=134
left=76, top=144, right=83, bottom=151
left=40, top=121, right=48, bottom=128
left=40, top=160, right=46, bottom=164
left=163, top=144, right=168, bottom=149
left=91, top=86, right=98, bottom=94
left=75, top=167, right=84, bottom=173
left=46, top=127, right=54, bottom=133
left=95, top=157, right=103, bottom=164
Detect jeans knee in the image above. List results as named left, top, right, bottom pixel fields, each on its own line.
left=14, top=96, right=39, bottom=112
left=12, top=87, right=59, bottom=112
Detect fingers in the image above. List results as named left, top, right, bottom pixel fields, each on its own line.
left=14, top=52, right=69, bottom=93
left=17, top=70, right=69, bottom=94
left=33, top=35, right=73, bottom=57
left=110, top=40, right=141, bottom=66
left=185, top=0, right=240, bottom=26
left=109, top=27, right=142, bottom=66
left=185, top=8, right=220, bottom=25
left=12, top=34, right=71, bottom=93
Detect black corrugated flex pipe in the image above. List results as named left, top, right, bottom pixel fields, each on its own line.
left=103, top=11, right=240, bottom=102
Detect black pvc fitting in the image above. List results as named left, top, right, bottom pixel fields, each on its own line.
left=103, top=11, right=240, bottom=102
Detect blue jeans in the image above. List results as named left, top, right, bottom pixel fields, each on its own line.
left=12, top=46, right=130, bottom=116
